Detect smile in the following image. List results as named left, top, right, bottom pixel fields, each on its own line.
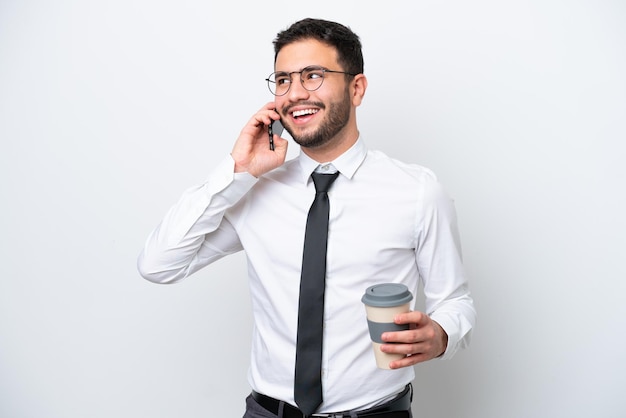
left=292, top=109, right=319, bottom=118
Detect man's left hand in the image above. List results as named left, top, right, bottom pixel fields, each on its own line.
left=380, top=311, right=448, bottom=369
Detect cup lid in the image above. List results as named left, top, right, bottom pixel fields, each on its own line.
left=361, top=283, right=413, bottom=307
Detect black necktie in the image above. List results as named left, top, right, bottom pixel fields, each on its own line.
left=294, top=171, right=339, bottom=416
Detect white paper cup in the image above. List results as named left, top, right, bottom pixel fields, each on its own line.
left=362, top=283, right=413, bottom=369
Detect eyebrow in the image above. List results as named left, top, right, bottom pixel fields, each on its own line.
left=273, top=65, right=327, bottom=74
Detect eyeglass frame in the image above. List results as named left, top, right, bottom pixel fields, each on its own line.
left=265, top=65, right=359, bottom=96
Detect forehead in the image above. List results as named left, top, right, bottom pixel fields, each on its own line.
left=274, top=39, right=340, bottom=72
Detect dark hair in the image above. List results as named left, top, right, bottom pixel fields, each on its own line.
left=273, top=18, right=364, bottom=75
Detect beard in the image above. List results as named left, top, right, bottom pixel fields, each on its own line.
left=286, top=89, right=351, bottom=149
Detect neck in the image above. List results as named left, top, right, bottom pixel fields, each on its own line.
left=301, top=127, right=359, bottom=163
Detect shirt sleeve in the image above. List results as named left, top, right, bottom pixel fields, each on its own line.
left=415, top=177, right=476, bottom=359
left=137, top=155, right=258, bottom=284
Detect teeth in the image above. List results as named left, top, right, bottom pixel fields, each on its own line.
left=292, top=109, right=318, bottom=117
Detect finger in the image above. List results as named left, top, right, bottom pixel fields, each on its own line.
left=394, top=310, right=427, bottom=325
left=251, top=114, right=272, bottom=130
left=381, top=328, right=421, bottom=344
left=263, top=102, right=284, bottom=124
left=271, top=136, right=289, bottom=153
left=382, top=340, right=439, bottom=369
left=388, top=352, right=430, bottom=369
left=249, top=103, right=280, bottom=127
left=269, top=107, right=282, bottom=121
left=381, top=339, right=419, bottom=355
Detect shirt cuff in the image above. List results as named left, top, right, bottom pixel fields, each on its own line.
left=430, top=311, right=474, bottom=360
left=205, top=154, right=257, bottom=201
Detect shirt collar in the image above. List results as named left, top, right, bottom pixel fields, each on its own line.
left=297, top=137, right=367, bottom=184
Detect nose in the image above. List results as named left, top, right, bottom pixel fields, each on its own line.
left=285, top=74, right=310, bottom=102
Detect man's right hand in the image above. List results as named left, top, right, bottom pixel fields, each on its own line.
left=231, top=102, right=288, bottom=178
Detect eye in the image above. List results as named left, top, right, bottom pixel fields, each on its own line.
left=304, top=68, right=325, bottom=80
left=276, top=76, right=291, bottom=86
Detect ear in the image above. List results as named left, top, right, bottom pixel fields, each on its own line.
left=351, top=74, right=368, bottom=107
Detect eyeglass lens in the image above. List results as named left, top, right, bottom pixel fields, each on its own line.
left=267, top=67, right=326, bottom=96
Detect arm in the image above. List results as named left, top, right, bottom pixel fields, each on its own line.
left=380, top=179, right=476, bottom=368
left=137, top=155, right=253, bottom=284
left=137, top=103, right=289, bottom=284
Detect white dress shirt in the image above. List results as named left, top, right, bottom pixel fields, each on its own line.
left=137, top=138, right=476, bottom=412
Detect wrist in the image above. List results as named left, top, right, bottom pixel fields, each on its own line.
left=434, top=320, right=448, bottom=357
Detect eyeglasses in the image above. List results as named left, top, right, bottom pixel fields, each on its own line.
left=266, top=65, right=358, bottom=96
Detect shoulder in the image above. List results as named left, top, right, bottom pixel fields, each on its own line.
left=365, top=149, right=438, bottom=184
left=364, top=150, right=453, bottom=206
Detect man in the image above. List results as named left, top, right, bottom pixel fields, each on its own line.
left=138, top=18, right=475, bottom=418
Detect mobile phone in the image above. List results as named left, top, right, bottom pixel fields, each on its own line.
left=268, top=119, right=284, bottom=151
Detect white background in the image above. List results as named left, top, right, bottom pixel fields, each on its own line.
left=1, top=1, right=625, bottom=417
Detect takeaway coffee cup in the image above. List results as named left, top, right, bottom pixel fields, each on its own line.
left=361, top=283, right=414, bottom=369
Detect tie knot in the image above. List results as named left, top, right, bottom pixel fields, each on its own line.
left=311, top=172, right=339, bottom=193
